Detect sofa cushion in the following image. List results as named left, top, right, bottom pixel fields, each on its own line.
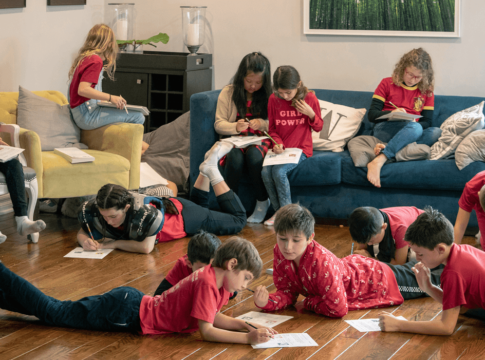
left=17, top=86, right=87, bottom=151
left=455, top=129, right=485, bottom=170
left=42, top=150, right=130, bottom=198
left=287, top=150, right=349, bottom=186
left=430, top=101, right=484, bottom=160
left=341, top=156, right=485, bottom=191
left=312, top=100, right=366, bottom=152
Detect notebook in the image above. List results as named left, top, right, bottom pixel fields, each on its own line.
left=97, top=101, right=150, bottom=116
left=54, top=148, right=95, bottom=164
left=0, top=146, right=25, bottom=163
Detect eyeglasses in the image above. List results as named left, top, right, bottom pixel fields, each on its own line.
left=405, top=70, right=423, bottom=81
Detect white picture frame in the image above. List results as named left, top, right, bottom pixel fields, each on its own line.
left=303, top=0, right=460, bottom=38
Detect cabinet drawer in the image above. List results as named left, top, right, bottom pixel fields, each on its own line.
left=102, top=72, right=148, bottom=107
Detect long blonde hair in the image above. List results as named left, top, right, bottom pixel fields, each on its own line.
left=392, top=48, right=434, bottom=96
left=68, top=24, right=118, bottom=81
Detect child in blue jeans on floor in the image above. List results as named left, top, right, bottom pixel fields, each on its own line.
left=366, top=48, right=441, bottom=188
left=261, top=66, right=323, bottom=225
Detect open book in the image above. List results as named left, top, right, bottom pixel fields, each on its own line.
left=54, top=148, right=95, bottom=164
left=97, top=101, right=150, bottom=116
left=376, top=112, right=422, bottom=121
left=0, top=146, right=25, bottom=163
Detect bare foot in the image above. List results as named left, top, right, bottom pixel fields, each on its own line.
left=367, top=154, right=387, bottom=188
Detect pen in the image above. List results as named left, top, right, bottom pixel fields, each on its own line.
left=245, top=321, right=258, bottom=329
left=244, top=118, right=251, bottom=123
left=247, top=288, right=278, bottom=303
left=121, top=95, right=129, bottom=114
left=351, top=242, right=354, bottom=255
left=263, top=131, right=279, bottom=147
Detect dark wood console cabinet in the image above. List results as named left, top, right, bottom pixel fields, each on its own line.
left=102, top=51, right=212, bottom=133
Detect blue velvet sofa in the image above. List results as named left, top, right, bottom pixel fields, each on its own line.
left=190, top=89, right=485, bottom=227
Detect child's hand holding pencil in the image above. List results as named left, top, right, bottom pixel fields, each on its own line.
left=263, top=131, right=284, bottom=154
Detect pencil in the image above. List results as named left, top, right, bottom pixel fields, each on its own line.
left=351, top=242, right=354, bottom=255
left=245, top=321, right=258, bottom=329
left=247, top=288, right=277, bottom=303
left=121, top=95, right=129, bottom=114
left=389, top=101, right=399, bottom=109
left=85, top=223, right=95, bottom=241
left=263, top=131, right=279, bottom=147
left=244, top=118, right=250, bottom=123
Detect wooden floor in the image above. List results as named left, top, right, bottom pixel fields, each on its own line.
left=0, top=212, right=484, bottom=360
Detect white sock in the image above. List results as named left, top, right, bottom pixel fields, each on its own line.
left=247, top=199, right=271, bottom=223
left=200, top=142, right=233, bottom=187
left=0, top=231, right=6, bottom=244
left=16, top=216, right=46, bottom=236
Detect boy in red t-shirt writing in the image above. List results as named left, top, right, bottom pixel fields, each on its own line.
left=379, top=208, right=485, bottom=334
left=0, top=237, right=276, bottom=345
left=154, top=230, right=238, bottom=300
left=349, top=206, right=424, bottom=265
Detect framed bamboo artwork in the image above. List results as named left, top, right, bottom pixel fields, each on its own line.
left=0, top=0, right=26, bottom=9
left=303, top=0, right=460, bottom=38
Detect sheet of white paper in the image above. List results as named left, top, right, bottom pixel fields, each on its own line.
left=252, top=333, right=318, bottom=349
left=140, top=162, right=169, bottom=188
left=376, top=112, right=422, bottom=121
left=345, top=316, right=407, bottom=332
left=236, top=311, right=292, bottom=328
left=64, top=247, right=114, bottom=259
left=221, top=136, right=267, bottom=148
left=263, top=148, right=302, bottom=166
left=0, top=146, right=25, bottom=163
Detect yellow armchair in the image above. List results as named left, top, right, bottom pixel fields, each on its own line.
left=0, top=90, right=142, bottom=198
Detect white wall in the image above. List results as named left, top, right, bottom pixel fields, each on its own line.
left=0, top=0, right=104, bottom=93
left=2, top=0, right=484, bottom=97
left=123, top=0, right=485, bottom=97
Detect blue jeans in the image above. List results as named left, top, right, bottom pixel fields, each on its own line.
left=373, top=121, right=441, bottom=159
left=69, top=70, right=145, bottom=130
left=261, top=153, right=307, bottom=212
left=0, top=263, right=143, bottom=332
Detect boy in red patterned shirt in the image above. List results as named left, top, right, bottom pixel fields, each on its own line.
left=253, top=204, right=440, bottom=317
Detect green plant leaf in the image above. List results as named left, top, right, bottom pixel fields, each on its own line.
left=116, top=33, right=169, bottom=46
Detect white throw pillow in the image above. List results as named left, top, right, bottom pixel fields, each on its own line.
left=430, top=102, right=484, bottom=160
left=455, top=129, right=485, bottom=170
left=312, top=100, right=366, bottom=152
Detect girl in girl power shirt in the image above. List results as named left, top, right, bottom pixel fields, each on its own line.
left=261, top=66, right=323, bottom=225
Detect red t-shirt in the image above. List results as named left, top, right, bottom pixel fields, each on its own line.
left=441, top=244, right=485, bottom=311
left=381, top=207, right=424, bottom=249
left=156, top=199, right=187, bottom=243
left=372, top=77, right=434, bottom=118
left=69, top=54, right=103, bottom=109
left=165, top=254, right=192, bottom=285
left=458, top=171, right=485, bottom=250
left=267, top=92, right=323, bottom=158
left=139, top=265, right=230, bottom=335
